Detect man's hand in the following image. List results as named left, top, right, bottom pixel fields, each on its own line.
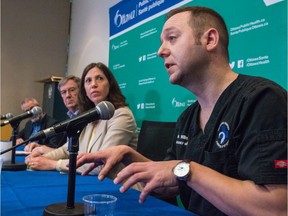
left=16, top=138, right=24, bottom=145
left=114, top=160, right=180, bottom=203
left=76, top=145, right=131, bottom=180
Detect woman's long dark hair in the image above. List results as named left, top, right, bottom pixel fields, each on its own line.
left=78, top=62, right=128, bottom=112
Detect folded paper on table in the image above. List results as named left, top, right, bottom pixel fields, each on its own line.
left=0, top=141, right=12, bottom=162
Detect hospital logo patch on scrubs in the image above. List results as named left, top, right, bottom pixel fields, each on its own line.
left=274, top=160, right=288, bottom=169
left=216, top=122, right=230, bottom=148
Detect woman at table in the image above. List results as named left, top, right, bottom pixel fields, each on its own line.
left=25, top=62, right=138, bottom=175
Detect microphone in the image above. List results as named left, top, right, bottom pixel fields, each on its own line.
left=27, top=101, right=115, bottom=142
left=0, top=106, right=42, bottom=127
left=0, top=113, right=13, bottom=120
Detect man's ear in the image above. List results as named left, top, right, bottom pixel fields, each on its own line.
left=203, top=28, right=219, bottom=51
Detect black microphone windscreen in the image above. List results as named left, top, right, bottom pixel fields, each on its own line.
left=97, top=101, right=115, bottom=120
left=6, top=113, right=13, bottom=119
left=31, top=106, right=42, bottom=115
left=1, top=113, right=13, bottom=120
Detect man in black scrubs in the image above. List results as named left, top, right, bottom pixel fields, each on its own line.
left=76, top=6, right=287, bottom=216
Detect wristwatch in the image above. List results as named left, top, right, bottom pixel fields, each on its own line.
left=173, top=161, right=190, bottom=182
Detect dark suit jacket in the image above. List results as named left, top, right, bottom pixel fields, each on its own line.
left=17, top=114, right=66, bottom=148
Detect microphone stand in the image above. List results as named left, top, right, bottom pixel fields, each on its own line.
left=2, top=122, right=27, bottom=171
left=43, top=122, right=87, bottom=216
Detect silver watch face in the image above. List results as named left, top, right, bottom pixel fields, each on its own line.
left=174, top=162, right=190, bottom=178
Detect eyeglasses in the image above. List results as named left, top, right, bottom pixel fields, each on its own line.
left=60, top=87, right=78, bottom=96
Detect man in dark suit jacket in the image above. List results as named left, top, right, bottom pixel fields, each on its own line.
left=23, top=75, right=81, bottom=153
left=16, top=97, right=66, bottom=148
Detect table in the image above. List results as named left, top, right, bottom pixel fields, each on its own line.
left=1, top=170, right=195, bottom=215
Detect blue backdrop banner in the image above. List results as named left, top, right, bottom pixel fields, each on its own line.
left=109, top=0, right=187, bottom=37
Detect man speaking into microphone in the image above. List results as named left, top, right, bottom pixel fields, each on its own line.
left=16, top=97, right=66, bottom=149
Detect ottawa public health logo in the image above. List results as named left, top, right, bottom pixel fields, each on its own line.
left=216, top=122, right=230, bottom=148
left=114, top=9, right=136, bottom=28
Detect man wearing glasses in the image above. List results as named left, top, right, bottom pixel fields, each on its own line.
left=58, top=75, right=80, bottom=119
left=23, top=75, right=81, bottom=154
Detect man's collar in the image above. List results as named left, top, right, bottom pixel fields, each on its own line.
left=67, top=110, right=79, bottom=119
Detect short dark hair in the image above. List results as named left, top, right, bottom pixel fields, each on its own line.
left=78, top=62, right=128, bottom=112
left=57, top=75, right=81, bottom=92
left=167, top=6, right=229, bottom=59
